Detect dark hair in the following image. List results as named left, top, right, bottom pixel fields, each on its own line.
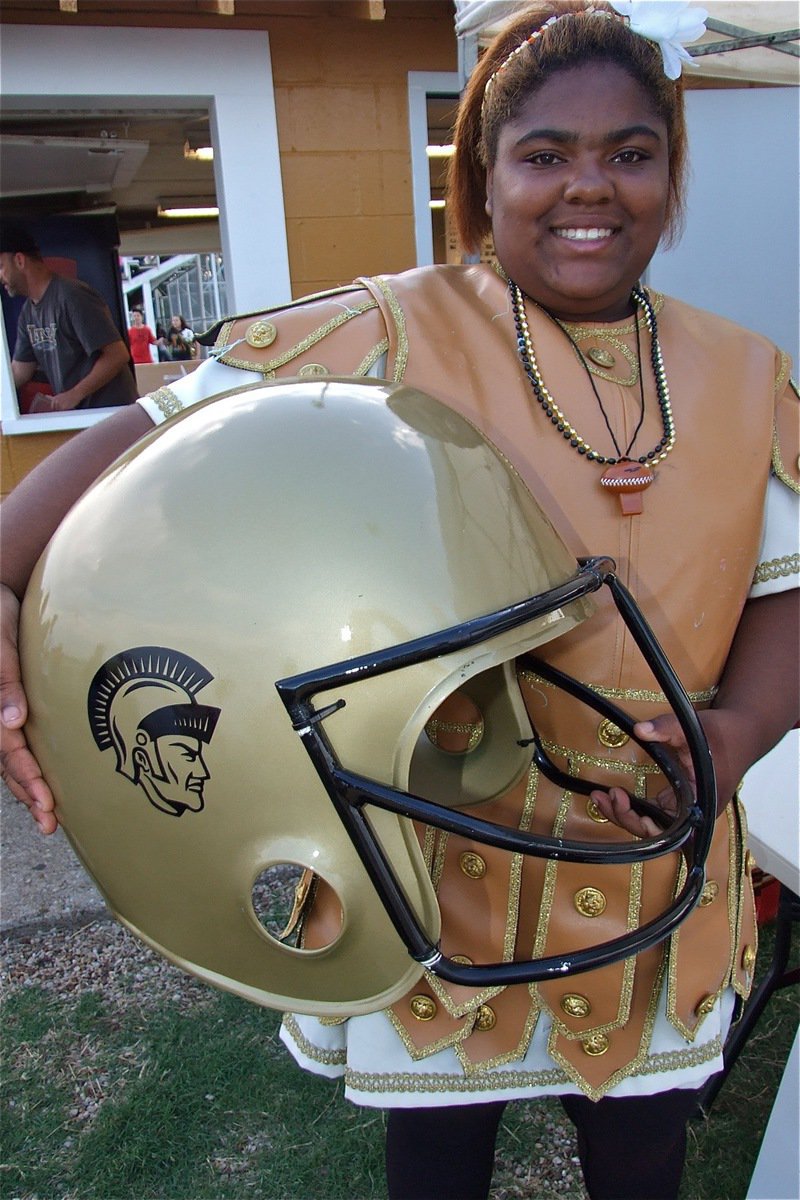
left=448, top=1, right=687, bottom=252
left=0, top=222, right=42, bottom=258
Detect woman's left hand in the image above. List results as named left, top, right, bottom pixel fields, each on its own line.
left=589, top=707, right=751, bottom=838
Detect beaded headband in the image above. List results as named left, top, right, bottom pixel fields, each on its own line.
left=482, top=0, right=708, bottom=113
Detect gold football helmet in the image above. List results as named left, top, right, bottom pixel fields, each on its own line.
left=20, top=379, right=714, bottom=1014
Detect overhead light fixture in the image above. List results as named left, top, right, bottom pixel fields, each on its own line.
left=184, top=137, right=214, bottom=162
left=158, top=197, right=219, bottom=219
left=426, top=144, right=456, bottom=158
left=429, top=199, right=446, bottom=209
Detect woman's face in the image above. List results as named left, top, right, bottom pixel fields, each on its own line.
left=171, top=316, right=182, bottom=330
left=485, top=63, right=670, bottom=322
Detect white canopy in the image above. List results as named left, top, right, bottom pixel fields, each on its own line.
left=454, top=1, right=800, bottom=85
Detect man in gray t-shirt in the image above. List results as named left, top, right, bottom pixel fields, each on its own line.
left=0, top=225, right=137, bottom=412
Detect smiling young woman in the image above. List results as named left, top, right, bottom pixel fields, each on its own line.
left=485, top=64, right=671, bottom=322
left=1, top=4, right=798, bottom=1199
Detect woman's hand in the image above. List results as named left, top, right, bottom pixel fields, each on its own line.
left=589, top=708, right=752, bottom=839
left=591, top=591, right=799, bottom=839
left=0, top=585, right=58, bottom=834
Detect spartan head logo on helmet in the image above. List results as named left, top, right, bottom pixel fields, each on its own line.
left=87, top=647, right=221, bottom=817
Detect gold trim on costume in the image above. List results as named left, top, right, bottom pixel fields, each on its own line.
left=425, top=764, right=540, bottom=1019
left=557, top=326, right=641, bottom=387
left=365, top=276, right=409, bottom=383
left=208, top=285, right=368, bottom=353
left=529, top=791, right=572, bottom=971
left=343, top=1065, right=567, bottom=1095
left=147, top=386, right=183, bottom=419
left=505, top=761, right=539, bottom=959
left=354, top=338, right=390, bottom=378
left=425, top=971, right=505, bottom=1021
left=550, top=863, right=642, bottom=1043
left=281, top=1013, right=347, bottom=1066
left=665, top=856, right=693, bottom=1040
left=774, top=354, right=791, bottom=395
left=286, top=1001, right=726, bottom=1099
left=560, top=290, right=666, bottom=339
left=730, top=797, right=758, bottom=1002
left=519, top=668, right=717, bottom=706
left=540, top=738, right=662, bottom=786
left=770, top=414, right=800, bottom=496
left=431, top=829, right=449, bottom=891
left=753, top=553, right=800, bottom=584
left=455, top=999, right=542, bottom=1075
left=386, top=1005, right=475, bottom=1060
left=216, top=299, right=379, bottom=376
left=337, top=1025, right=725, bottom=1099
left=547, top=958, right=667, bottom=1101
left=421, top=824, right=438, bottom=874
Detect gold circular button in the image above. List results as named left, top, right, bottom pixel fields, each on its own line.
left=699, top=880, right=719, bottom=907
left=451, top=954, right=473, bottom=966
left=475, top=1004, right=497, bottom=1032
left=587, top=346, right=616, bottom=368
left=745, top=851, right=756, bottom=876
left=742, top=945, right=756, bottom=974
left=695, top=994, right=716, bottom=1017
left=459, top=852, right=487, bottom=880
left=560, top=993, right=592, bottom=1019
left=581, top=1032, right=609, bottom=1056
left=244, top=320, right=277, bottom=349
left=574, top=887, right=607, bottom=918
left=409, top=994, right=437, bottom=1021
left=586, top=797, right=609, bottom=824
left=597, top=718, right=629, bottom=749
left=297, top=362, right=329, bottom=377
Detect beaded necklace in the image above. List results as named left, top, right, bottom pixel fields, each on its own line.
left=509, top=279, right=676, bottom=514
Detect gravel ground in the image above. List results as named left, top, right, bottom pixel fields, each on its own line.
left=1, top=916, right=212, bottom=1010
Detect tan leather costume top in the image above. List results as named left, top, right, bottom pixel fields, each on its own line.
left=201, top=264, right=799, bottom=1097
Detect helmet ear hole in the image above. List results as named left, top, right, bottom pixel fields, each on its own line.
left=424, top=691, right=485, bottom=755
left=409, top=663, right=533, bottom=810
left=251, top=864, right=343, bottom=950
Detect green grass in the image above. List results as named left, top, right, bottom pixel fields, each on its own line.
left=1, top=920, right=797, bottom=1200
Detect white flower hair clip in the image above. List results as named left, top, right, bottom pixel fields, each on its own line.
left=609, top=1, right=709, bottom=79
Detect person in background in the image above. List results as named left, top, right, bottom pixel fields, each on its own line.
left=0, top=224, right=137, bottom=412
left=127, top=308, right=157, bottom=365
left=155, top=321, right=171, bottom=362
left=166, top=314, right=198, bottom=361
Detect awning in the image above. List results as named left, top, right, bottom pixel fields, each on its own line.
left=454, top=1, right=800, bottom=85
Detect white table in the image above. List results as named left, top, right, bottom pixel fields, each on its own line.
left=742, top=729, right=799, bottom=896
left=738, top=731, right=799, bottom=1200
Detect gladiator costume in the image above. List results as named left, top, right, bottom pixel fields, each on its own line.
left=140, top=264, right=799, bottom=1101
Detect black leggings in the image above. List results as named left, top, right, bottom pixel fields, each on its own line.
left=385, top=1086, right=700, bottom=1200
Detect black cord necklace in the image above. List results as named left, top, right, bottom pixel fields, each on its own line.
left=546, top=306, right=647, bottom=460
left=509, top=279, right=676, bottom=514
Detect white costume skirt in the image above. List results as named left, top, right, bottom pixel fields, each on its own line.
left=280, top=987, right=735, bottom=1109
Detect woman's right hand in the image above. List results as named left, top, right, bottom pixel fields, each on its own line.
left=0, top=584, right=58, bottom=834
